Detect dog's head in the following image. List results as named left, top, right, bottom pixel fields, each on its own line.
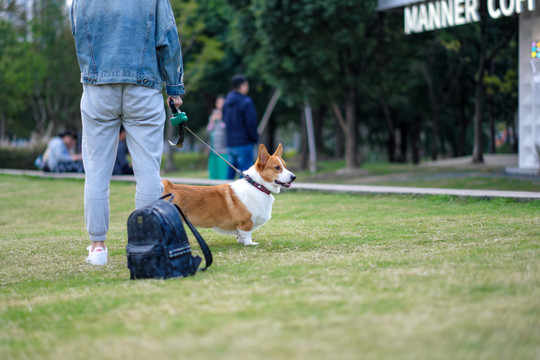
left=255, top=143, right=296, bottom=192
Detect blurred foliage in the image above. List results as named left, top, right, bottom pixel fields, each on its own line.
left=0, top=0, right=520, bottom=167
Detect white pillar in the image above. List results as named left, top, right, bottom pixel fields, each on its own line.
left=518, top=4, right=540, bottom=170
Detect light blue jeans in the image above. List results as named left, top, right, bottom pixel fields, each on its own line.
left=81, top=84, right=165, bottom=241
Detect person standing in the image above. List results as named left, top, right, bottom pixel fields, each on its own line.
left=222, top=75, right=259, bottom=179
left=112, top=126, right=134, bottom=175
left=206, top=95, right=229, bottom=179
left=71, top=0, right=185, bottom=265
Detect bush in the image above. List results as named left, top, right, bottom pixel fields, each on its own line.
left=0, top=146, right=46, bottom=170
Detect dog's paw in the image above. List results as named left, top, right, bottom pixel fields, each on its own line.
left=236, top=237, right=259, bottom=246
left=243, top=241, right=259, bottom=246
left=236, top=231, right=258, bottom=245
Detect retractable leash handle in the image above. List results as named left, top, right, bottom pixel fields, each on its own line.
left=168, top=98, right=188, bottom=148
left=167, top=98, right=243, bottom=178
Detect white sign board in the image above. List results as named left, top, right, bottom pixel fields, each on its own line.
left=404, top=0, right=536, bottom=34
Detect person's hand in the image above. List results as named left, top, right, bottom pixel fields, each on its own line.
left=73, top=154, right=83, bottom=161
left=168, top=96, right=183, bottom=109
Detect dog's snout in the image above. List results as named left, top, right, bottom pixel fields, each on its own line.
left=290, top=174, right=297, bottom=182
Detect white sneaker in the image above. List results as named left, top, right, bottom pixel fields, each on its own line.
left=86, top=245, right=108, bottom=265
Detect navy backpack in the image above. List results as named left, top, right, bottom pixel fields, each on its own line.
left=126, top=193, right=212, bottom=279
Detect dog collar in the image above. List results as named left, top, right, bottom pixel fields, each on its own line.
left=244, top=175, right=272, bottom=195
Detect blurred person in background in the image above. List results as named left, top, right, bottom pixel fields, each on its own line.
left=37, top=131, right=84, bottom=173
left=222, top=75, right=259, bottom=179
left=206, top=95, right=229, bottom=179
left=112, top=126, right=134, bottom=175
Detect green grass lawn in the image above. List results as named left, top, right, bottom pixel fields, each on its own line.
left=1, top=174, right=539, bottom=360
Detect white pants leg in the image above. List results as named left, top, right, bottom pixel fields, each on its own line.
left=81, top=84, right=165, bottom=242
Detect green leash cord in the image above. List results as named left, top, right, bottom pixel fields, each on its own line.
left=166, top=98, right=243, bottom=176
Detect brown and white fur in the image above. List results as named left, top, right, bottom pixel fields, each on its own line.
left=162, top=143, right=296, bottom=245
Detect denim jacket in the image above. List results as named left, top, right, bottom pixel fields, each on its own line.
left=71, top=0, right=184, bottom=96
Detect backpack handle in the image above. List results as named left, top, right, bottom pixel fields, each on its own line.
left=160, top=193, right=174, bottom=203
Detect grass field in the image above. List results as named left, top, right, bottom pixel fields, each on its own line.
left=1, top=174, right=539, bottom=360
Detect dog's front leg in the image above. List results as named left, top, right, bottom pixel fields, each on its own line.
left=236, top=229, right=258, bottom=246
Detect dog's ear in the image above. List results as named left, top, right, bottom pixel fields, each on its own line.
left=257, top=144, right=270, bottom=169
left=273, top=143, right=283, bottom=158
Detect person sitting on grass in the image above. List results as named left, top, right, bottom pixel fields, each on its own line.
left=37, top=131, right=84, bottom=173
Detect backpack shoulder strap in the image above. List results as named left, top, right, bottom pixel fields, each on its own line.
left=175, top=206, right=213, bottom=271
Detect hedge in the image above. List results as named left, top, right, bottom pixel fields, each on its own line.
left=0, top=146, right=46, bottom=170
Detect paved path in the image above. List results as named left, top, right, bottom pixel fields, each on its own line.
left=422, top=154, right=519, bottom=168
left=2, top=168, right=539, bottom=201
left=290, top=182, right=540, bottom=200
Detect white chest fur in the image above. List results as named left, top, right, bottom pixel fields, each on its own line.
left=230, top=179, right=275, bottom=230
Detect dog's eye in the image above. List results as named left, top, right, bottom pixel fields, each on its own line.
left=275, top=166, right=281, bottom=171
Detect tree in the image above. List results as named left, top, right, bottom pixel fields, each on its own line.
left=471, top=16, right=517, bottom=163
left=0, top=1, right=81, bottom=141
left=370, top=12, right=430, bottom=163
left=0, top=20, right=28, bottom=141
left=483, top=28, right=518, bottom=154
left=0, top=0, right=521, bottom=170
left=163, top=0, right=233, bottom=170
left=421, top=32, right=468, bottom=160
left=243, top=0, right=383, bottom=170
left=28, top=0, right=82, bottom=138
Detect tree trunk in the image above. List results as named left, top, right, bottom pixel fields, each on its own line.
left=257, top=88, right=281, bottom=136
left=303, top=99, right=317, bottom=173
left=399, top=123, right=408, bottom=163
left=488, top=95, right=496, bottom=154
left=472, top=76, right=485, bottom=163
left=379, top=93, right=396, bottom=162
left=458, top=93, right=468, bottom=157
left=0, top=112, right=5, bottom=144
left=511, top=112, right=518, bottom=152
left=331, top=101, right=346, bottom=159
left=344, top=86, right=358, bottom=169
left=411, top=118, right=421, bottom=165
left=430, top=112, right=439, bottom=160
left=333, top=113, right=343, bottom=159
left=387, top=134, right=396, bottom=162
left=32, top=94, right=49, bottom=136
left=312, top=106, right=324, bottom=158
left=299, top=110, right=309, bottom=170
left=268, top=113, right=276, bottom=152
left=473, top=20, right=487, bottom=163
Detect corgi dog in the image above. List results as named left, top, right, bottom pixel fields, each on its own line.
left=162, top=143, right=296, bottom=245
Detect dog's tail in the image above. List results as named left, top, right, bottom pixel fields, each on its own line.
left=162, top=179, right=173, bottom=194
